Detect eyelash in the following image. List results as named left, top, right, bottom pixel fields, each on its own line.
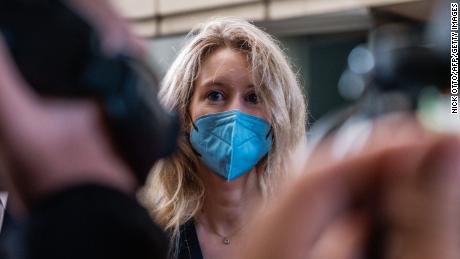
left=206, top=91, right=225, bottom=102
left=205, top=90, right=259, bottom=105
left=245, top=92, right=259, bottom=104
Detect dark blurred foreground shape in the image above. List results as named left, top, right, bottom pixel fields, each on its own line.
left=0, top=0, right=180, bottom=184
left=0, top=0, right=176, bottom=258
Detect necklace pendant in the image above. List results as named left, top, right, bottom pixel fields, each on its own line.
left=222, top=237, right=230, bottom=245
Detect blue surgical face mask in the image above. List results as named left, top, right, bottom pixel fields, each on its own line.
left=189, top=110, right=273, bottom=181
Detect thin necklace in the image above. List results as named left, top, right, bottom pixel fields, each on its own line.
left=196, top=219, right=247, bottom=245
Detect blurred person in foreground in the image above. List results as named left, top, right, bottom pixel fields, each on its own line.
left=0, top=1, right=458, bottom=259
left=0, top=0, right=168, bottom=258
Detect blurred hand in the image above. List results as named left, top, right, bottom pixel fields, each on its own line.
left=0, top=37, right=137, bottom=209
left=237, top=114, right=460, bottom=259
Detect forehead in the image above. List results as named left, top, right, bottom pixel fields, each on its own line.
left=197, top=47, right=252, bottom=85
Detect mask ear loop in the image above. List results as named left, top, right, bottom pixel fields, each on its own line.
left=187, top=112, right=199, bottom=132
left=265, top=126, right=273, bottom=139
left=186, top=111, right=202, bottom=157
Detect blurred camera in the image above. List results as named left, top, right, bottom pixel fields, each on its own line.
left=0, top=0, right=180, bottom=183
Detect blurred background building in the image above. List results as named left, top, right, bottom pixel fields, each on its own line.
left=110, top=0, right=435, bottom=124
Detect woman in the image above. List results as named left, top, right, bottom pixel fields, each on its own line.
left=141, top=17, right=307, bottom=259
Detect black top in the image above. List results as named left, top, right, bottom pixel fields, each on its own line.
left=0, top=184, right=168, bottom=259
left=177, top=221, right=203, bottom=259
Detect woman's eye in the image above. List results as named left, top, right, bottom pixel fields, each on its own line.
left=206, top=91, right=225, bottom=102
left=245, top=92, right=259, bottom=104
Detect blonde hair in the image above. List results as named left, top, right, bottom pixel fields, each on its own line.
left=140, top=17, right=307, bottom=256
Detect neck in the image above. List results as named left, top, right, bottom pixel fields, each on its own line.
left=196, top=165, right=262, bottom=235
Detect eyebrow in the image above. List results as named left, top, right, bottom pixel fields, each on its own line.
left=200, top=78, right=227, bottom=88
left=198, top=77, right=255, bottom=90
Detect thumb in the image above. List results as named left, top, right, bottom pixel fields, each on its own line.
left=382, top=136, right=460, bottom=259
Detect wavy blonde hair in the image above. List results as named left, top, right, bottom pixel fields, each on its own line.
left=140, top=17, right=307, bottom=256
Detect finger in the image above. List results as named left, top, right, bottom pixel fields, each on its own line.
left=383, top=136, right=460, bottom=259
left=309, top=211, right=370, bottom=259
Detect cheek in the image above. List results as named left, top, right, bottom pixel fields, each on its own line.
left=188, top=94, right=201, bottom=121
left=189, top=92, right=225, bottom=120
left=248, top=106, right=271, bottom=123
left=188, top=92, right=210, bottom=122
left=258, top=106, right=270, bottom=121
left=259, top=100, right=272, bottom=122
left=264, top=109, right=272, bottom=123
